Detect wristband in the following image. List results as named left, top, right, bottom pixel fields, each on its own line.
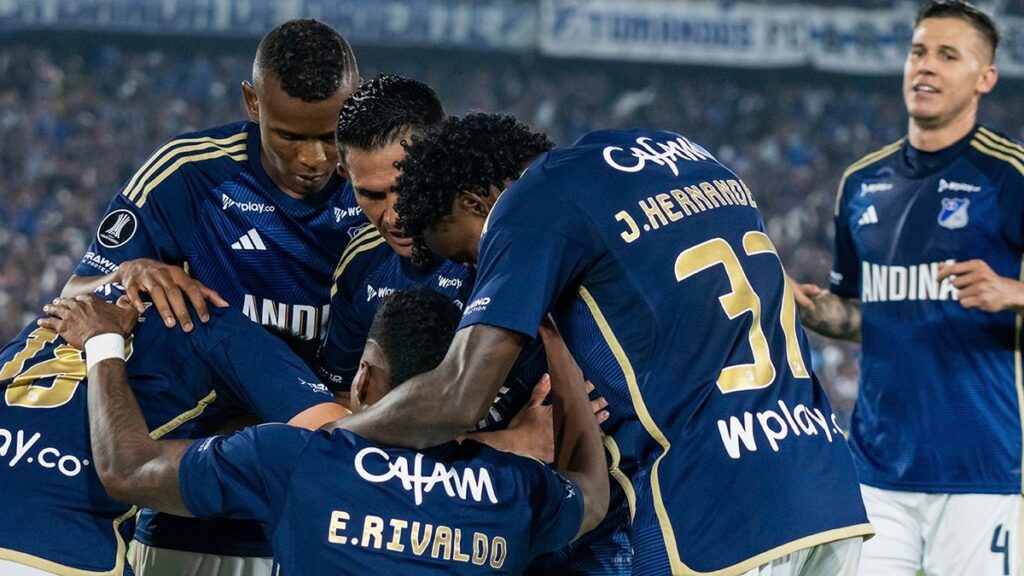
left=85, top=333, right=126, bottom=371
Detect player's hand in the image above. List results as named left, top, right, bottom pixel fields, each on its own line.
left=789, top=276, right=822, bottom=310
left=501, top=375, right=610, bottom=463
left=117, top=258, right=229, bottom=331
left=938, top=259, right=1024, bottom=313
left=39, top=295, right=138, bottom=349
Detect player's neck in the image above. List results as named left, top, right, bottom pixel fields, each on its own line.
left=907, top=108, right=977, bottom=153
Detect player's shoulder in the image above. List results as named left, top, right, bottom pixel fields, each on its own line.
left=331, top=224, right=387, bottom=286
left=119, top=121, right=253, bottom=209
left=834, top=137, right=905, bottom=214
left=967, top=125, right=1024, bottom=180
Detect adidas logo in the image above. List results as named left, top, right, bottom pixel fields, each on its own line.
left=858, top=205, right=879, bottom=226
left=231, top=229, right=267, bottom=251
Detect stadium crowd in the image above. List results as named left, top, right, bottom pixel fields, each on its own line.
left=1, top=39, right=1022, bottom=425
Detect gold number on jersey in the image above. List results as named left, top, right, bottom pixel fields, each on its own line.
left=674, top=232, right=809, bottom=394
left=1, top=328, right=87, bottom=408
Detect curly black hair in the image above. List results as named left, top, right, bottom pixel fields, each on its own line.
left=367, top=289, right=461, bottom=388
left=336, top=74, right=446, bottom=164
left=255, top=18, right=358, bottom=102
left=394, top=113, right=553, bottom=246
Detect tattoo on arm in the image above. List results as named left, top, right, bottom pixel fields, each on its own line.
left=88, top=359, right=192, bottom=516
left=799, top=292, right=861, bottom=342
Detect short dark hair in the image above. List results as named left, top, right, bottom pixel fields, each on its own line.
left=915, top=0, right=999, bottom=60
left=255, top=18, right=358, bottom=102
left=336, top=74, right=446, bottom=164
left=367, top=289, right=461, bottom=388
left=394, top=113, right=553, bottom=244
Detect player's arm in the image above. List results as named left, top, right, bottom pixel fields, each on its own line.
left=789, top=278, right=862, bottom=342
left=539, top=318, right=609, bottom=536
left=938, top=260, right=1024, bottom=313
left=39, top=295, right=193, bottom=516
left=329, top=324, right=528, bottom=449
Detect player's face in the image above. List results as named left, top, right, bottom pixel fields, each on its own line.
left=342, top=140, right=415, bottom=258
left=903, top=18, right=996, bottom=130
left=422, top=195, right=489, bottom=266
left=244, top=77, right=351, bottom=199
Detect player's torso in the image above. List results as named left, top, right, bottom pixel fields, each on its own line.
left=841, top=128, right=1024, bottom=493
left=0, top=309, right=214, bottom=575
left=272, top=433, right=540, bottom=575
left=527, top=130, right=870, bottom=573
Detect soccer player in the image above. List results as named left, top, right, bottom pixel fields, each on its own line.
left=65, top=289, right=608, bottom=574
left=0, top=286, right=346, bottom=576
left=791, top=2, right=1024, bottom=573
left=331, top=113, right=874, bottom=575
left=59, top=19, right=365, bottom=574
left=325, top=74, right=551, bottom=441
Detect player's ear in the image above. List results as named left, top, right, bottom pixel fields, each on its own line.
left=458, top=193, right=490, bottom=219
left=977, top=64, right=998, bottom=95
left=336, top=160, right=350, bottom=180
left=351, top=361, right=371, bottom=408
left=242, top=81, right=260, bottom=123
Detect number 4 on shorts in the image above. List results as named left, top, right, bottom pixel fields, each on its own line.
left=991, top=524, right=1010, bottom=576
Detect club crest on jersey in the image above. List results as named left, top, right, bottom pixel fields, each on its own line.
left=937, top=198, right=970, bottom=230
left=97, top=209, right=138, bottom=248
left=347, top=223, right=370, bottom=239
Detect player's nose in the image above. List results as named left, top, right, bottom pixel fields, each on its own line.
left=298, top=140, right=328, bottom=168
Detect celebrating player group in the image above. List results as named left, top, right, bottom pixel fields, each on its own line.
left=1, top=1, right=1021, bottom=574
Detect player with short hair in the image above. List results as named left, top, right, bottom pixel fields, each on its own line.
left=60, top=18, right=365, bottom=575
left=61, top=289, right=609, bottom=575
left=324, top=75, right=555, bottom=446
left=792, top=1, right=1024, bottom=573
left=0, top=286, right=346, bottom=576
left=332, top=112, right=873, bottom=575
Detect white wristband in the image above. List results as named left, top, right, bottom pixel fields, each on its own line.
left=85, top=333, right=126, bottom=371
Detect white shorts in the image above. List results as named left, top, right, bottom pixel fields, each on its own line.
left=741, top=536, right=863, bottom=576
left=859, top=484, right=1022, bottom=576
left=128, top=541, right=272, bottom=576
left=0, top=559, right=61, bottom=576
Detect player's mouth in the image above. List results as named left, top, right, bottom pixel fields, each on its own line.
left=388, top=230, right=414, bottom=247
left=912, top=83, right=940, bottom=95
left=295, top=173, right=326, bottom=187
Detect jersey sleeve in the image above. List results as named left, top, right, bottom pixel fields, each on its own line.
left=458, top=178, right=595, bottom=338
left=186, top=307, right=335, bottom=422
left=179, top=424, right=312, bottom=523
left=74, top=145, right=201, bottom=277
left=317, top=232, right=383, bottom=391
left=521, top=458, right=586, bottom=555
left=829, top=176, right=861, bottom=298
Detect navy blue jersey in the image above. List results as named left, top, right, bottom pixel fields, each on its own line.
left=319, top=224, right=546, bottom=431
left=179, top=424, right=583, bottom=574
left=460, top=130, right=872, bottom=574
left=831, top=125, right=1024, bottom=494
left=75, top=121, right=367, bottom=346
left=0, top=287, right=332, bottom=575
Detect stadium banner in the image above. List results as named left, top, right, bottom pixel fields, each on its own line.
left=806, top=6, right=916, bottom=76
left=0, top=0, right=536, bottom=51
left=538, top=0, right=807, bottom=67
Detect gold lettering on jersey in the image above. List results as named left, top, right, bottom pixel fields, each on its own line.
left=326, top=510, right=507, bottom=568
left=328, top=511, right=350, bottom=544
left=613, top=178, right=758, bottom=244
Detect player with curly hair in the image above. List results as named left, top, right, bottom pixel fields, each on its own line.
left=338, top=112, right=875, bottom=575
left=60, top=18, right=365, bottom=576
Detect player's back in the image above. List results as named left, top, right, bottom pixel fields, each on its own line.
left=179, top=425, right=583, bottom=575
left=485, top=129, right=872, bottom=574
left=0, top=295, right=223, bottom=574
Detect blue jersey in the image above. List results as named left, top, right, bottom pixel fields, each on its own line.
left=319, top=224, right=546, bottom=431
left=460, top=130, right=872, bottom=574
left=832, top=125, right=1024, bottom=494
left=72, top=121, right=365, bottom=555
left=179, top=424, right=583, bottom=574
left=74, top=121, right=367, bottom=347
left=0, top=287, right=332, bottom=575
